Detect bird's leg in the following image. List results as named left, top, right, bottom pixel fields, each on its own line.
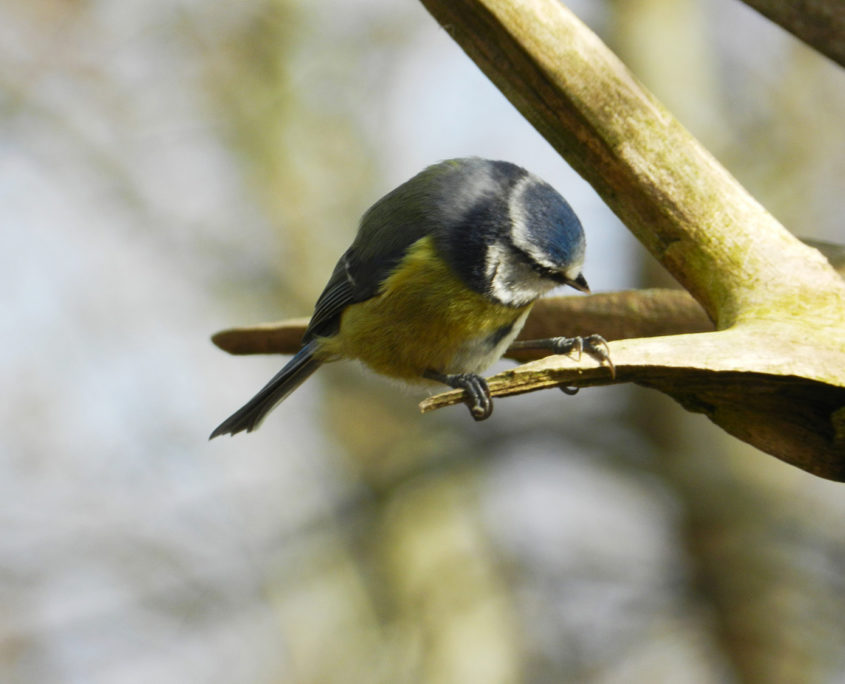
left=424, top=370, right=493, bottom=421
left=510, top=334, right=613, bottom=374
left=509, top=334, right=615, bottom=394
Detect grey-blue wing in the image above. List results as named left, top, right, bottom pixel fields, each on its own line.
left=303, top=254, right=358, bottom=340
left=302, top=221, right=431, bottom=342
left=302, top=159, right=492, bottom=342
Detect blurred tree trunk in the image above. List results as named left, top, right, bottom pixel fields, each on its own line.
left=205, top=3, right=521, bottom=681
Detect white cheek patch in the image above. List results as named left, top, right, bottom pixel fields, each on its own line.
left=485, top=241, right=558, bottom=307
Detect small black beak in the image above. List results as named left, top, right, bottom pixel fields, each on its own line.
left=566, top=272, right=590, bottom=293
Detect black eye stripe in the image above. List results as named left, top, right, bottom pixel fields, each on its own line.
left=502, top=238, right=562, bottom=282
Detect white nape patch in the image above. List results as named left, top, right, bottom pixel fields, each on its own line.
left=441, top=162, right=498, bottom=222
left=485, top=241, right=559, bottom=307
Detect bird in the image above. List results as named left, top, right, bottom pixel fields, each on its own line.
left=210, top=157, right=611, bottom=438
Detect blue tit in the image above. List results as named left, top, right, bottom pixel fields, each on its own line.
left=211, top=157, right=610, bottom=438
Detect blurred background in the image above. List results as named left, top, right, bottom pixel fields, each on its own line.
left=2, top=0, right=844, bottom=682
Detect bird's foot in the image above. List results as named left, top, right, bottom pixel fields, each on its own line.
left=424, top=370, right=493, bottom=421
left=509, top=334, right=615, bottom=391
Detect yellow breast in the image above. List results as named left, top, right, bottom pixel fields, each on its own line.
left=316, top=235, right=534, bottom=381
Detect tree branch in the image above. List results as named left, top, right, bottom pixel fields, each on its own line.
left=210, top=289, right=713, bottom=364
left=738, top=0, right=845, bottom=68
left=412, top=0, right=845, bottom=478
left=210, top=1, right=845, bottom=478
left=214, top=242, right=842, bottom=358
left=419, top=0, right=842, bottom=326
left=418, top=332, right=845, bottom=480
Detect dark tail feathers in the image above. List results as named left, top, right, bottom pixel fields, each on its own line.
left=210, top=342, right=322, bottom=439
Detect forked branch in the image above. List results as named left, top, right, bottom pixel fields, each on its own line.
left=414, top=0, right=845, bottom=478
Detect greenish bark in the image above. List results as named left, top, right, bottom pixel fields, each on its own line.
left=740, top=0, right=845, bottom=67
left=413, top=0, right=845, bottom=479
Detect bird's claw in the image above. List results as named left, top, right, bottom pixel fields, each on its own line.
left=545, top=334, right=615, bottom=380
left=457, top=373, right=493, bottom=421
left=509, top=333, right=615, bottom=394
left=425, top=370, right=493, bottom=421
